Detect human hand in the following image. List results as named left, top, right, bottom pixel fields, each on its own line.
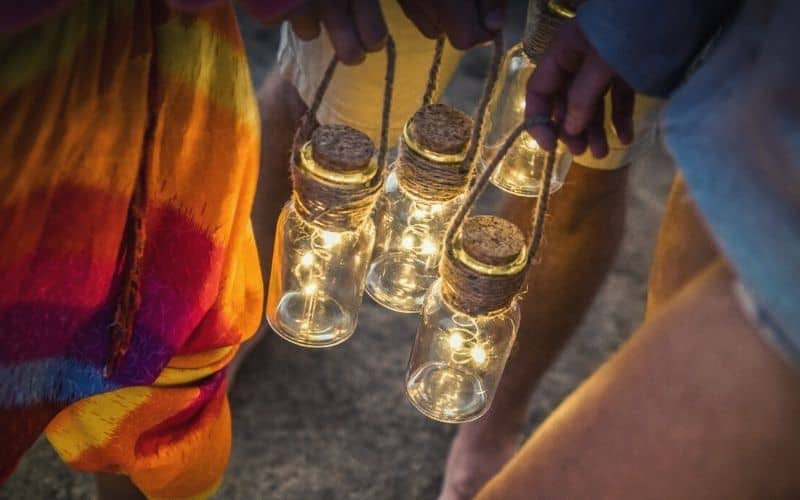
left=398, top=0, right=507, bottom=49
left=165, top=1, right=386, bottom=65
left=239, top=0, right=388, bottom=65
left=525, top=19, right=634, bottom=158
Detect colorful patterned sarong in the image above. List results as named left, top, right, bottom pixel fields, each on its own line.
left=0, top=1, right=265, bottom=497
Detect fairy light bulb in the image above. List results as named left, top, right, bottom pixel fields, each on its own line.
left=266, top=125, right=380, bottom=348
left=478, top=0, right=575, bottom=197
left=405, top=216, right=525, bottom=423
left=366, top=104, right=474, bottom=313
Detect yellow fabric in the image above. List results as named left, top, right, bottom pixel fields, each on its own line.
left=574, top=94, right=663, bottom=170
left=0, top=1, right=261, bottom=498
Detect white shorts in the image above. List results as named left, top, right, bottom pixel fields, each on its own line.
left=277, top=0, right=461, bottom=146
left=277, top=2, right=660, bottom=170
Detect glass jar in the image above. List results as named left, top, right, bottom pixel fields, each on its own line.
left=266, top=125, right=380, bottom=348
left=480, top=41, right=573, bottom=197
left=405, top=280, right=520, bottom=423
left=366, top=104, right=473, bottom=313
left=366, top=170, right=464, bottom=313
left=266, top=203, right=375, bottom=347
left=405, top=215, right=527, bottom=423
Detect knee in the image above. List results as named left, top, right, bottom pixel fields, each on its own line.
left=257, top=69, right=307, bottom=129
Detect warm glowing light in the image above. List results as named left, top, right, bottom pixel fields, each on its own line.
left=420, top=239, right=438, bottom=255
left=401, top=235, right=415, bottom=250
left=430, top=204, right=444, bottom=215
left=448, top=331, right=465, bottom=350
left=411, top=208, right=428, bottom=219
left=470, top=345, right=487, bottom=366
left=522, top=132, right=540, bottom=151
left=299, top=252, right=315, bottom=267
left=320, top=231, right=342, bottom=248
left=303, top=282, right=319, bottom=295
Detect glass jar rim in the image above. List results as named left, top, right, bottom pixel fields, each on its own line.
left=403, top=120, right=468, bottom=165
left=451, top=231, right=529, bottom=276
left=299, top=141, right=378, bottom=187
left=546, top=0, right=576, bottom=19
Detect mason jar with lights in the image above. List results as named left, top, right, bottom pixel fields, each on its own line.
left=479, top=0, right=577, bottom=196
left=266, top=125, right=382, bottom=348
left=405, top=215, right=526, bottom=423
left=366, top=104, right=475, bottom=313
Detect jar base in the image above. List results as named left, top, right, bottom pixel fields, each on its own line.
left=268, top=291, right=354, bottom=348
left=479, top=151, right=568, bottom=198
left=366, top=253, right=436, bottom=313
left=405, top=362, right=488, bottom=423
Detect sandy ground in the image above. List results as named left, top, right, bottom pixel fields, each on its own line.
left=2, top=3, right=675, bottom=499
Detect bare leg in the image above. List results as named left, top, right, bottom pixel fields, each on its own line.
left=477, top=260, right=800, bottom=499
left=252, top=69, right=309, bottom=287
left=440, top=164, right=629, bottom=499
left=645, top=175, right=718, bottom=315
left=226, top=69, right=308, bottom=385
left=95, top=473, right=145, bottom=500
left=475, top=178, right=800, bottom=499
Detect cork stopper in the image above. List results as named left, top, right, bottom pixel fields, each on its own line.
left=292, top=124, right=382, bottom=231
left=396, top=104, right=475, bottom=201
left=311, top=124, right=375, bottom=173
left=440, top=215, right=529, bottom=316
left=461, top=216, right=525, bottom=267
left=407, top=104, right=472, bottom=155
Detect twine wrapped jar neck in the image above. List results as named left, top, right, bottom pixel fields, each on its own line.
left=292, top=124, right=382, bottom=231
left=522, top=0, right=578, bottom=62
left=396, top=104, right=474, bottom=202
left=441, top=215, right=529, bottom=316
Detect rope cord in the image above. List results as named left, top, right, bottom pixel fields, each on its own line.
left=421, top=36, right=445, bottom=107
left=289, top=37, right=396, bottom=230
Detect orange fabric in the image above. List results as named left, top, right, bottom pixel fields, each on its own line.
left=1, top=1, right=262, bottom=497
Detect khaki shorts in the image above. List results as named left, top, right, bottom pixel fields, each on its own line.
left=277, top=3, right=661, bottom=170
left=277, top=1, right=462, bottom=146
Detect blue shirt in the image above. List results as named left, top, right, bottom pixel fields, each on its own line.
left=579, top=0, right=800, bottom=353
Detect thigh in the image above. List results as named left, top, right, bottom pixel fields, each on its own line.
left=478, top=260, right=800, bottom=500
left=646, top=174, right=720, bottom=315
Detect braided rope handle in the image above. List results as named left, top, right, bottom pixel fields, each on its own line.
left=292, top=36, right=397, bottom=172
left=421, top=36, right=445, bottom=107
left=444, top=116, right=557, bottom=265
left=419, top=33, right=505, bottom=176
left=462, top=32, right=504, bottom=176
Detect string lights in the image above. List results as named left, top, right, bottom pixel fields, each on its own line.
left=405, top=119, right=557, bottom=422
left=266, top=39, right=396, bottom=348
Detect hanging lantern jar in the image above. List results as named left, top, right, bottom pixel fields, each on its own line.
left=366, top=35, right=505, bottom=313
left=406, top=119, right=557, bottom=422
left=479, top=0, right=577, bottom=196
left=266, top=40, right=396, bottom=348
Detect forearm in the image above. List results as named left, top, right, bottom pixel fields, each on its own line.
left=577, top=0, right=741, bottom=96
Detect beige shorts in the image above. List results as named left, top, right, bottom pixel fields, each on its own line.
left=277, top=1, right=462, bottom=146
left=277, top=3, right=661, bottom=169
left=573, top=93, right=663, bottom=170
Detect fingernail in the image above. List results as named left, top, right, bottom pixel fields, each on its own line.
left=485, top=9, right=505, bottom=32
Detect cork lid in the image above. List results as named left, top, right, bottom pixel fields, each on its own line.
left=461, top=215, right=525, bottom=266
left=311, top=124, right=375, bottom=173
left=407, top=104, right=473, bottom=155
